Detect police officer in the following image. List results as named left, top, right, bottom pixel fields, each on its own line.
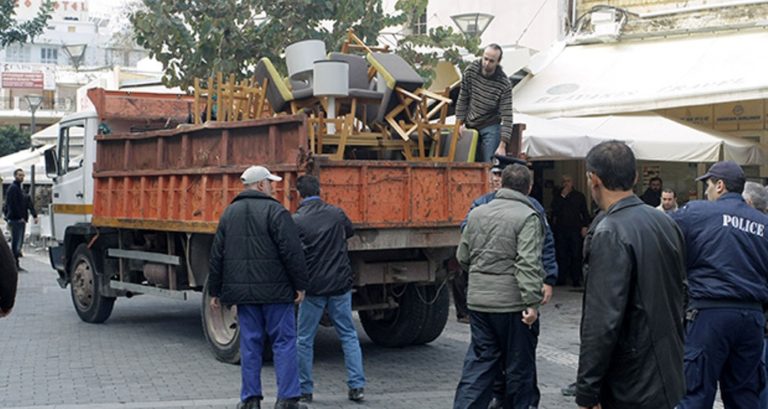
left=672, top=161, right=768, bottom=409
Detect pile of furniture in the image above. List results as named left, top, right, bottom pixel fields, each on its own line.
left=193, top=30, right=477, bottom=163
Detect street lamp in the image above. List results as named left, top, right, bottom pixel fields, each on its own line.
left=62, top=44, right=87, bottom=70
left=25, top=94, right=43, bottom=135
left=451, top=13, right=495, bottom=37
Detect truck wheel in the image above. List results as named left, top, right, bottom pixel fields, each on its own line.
left=411, top=283, right=449, bottom=345
left=69, top=244, right=115, bottom=323
left=201, top=281, right=240, bottom=364
left=360, top=284, right=429, bottom=347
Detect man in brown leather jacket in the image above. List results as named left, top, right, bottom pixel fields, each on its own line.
left=576, top=141, right=686, bottom=409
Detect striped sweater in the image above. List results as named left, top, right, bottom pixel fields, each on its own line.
left=455, top=59, right=513, bottom=143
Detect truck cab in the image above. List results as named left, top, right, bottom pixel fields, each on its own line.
left=44, top=111, right=98, bottom=279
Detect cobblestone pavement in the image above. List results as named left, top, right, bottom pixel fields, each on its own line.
left=0, top=249, right=720, bottom=409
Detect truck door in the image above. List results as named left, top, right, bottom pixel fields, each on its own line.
left=50, top=121, right=89, bottom=242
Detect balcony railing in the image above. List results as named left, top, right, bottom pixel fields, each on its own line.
left=0, top=97, right=77, bottom=113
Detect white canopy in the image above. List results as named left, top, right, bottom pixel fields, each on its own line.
left=0, top=144, right=54, bottom=185
left=514, top=30, right=768, bottom=117
left=519, top=113, right=765, bottom=165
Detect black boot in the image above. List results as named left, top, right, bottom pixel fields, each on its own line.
left=237, top=396, right=262, bottom=409
left=274, top=398, right=306, bottom=409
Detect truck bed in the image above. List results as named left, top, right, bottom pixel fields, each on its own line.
left=92, top=113, right=488, bottom=248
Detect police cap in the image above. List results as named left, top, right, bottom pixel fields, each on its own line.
left=491, top=155, right=527, bottom=172
left=696, top=160, right=745, bottom=183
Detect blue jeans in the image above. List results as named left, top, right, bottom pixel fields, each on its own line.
left=238, top=303, right=301, bottom=402
left=297, top=291, right=365, bottom=394
left=476, top=124, right=501, bottom=163
left=8, top=220, right=25, bottom=259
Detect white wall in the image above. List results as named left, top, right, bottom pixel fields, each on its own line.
left=381, top=0, right=562, bottom=52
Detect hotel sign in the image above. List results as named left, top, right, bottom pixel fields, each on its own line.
left=1, top=71, right=44, bottom=89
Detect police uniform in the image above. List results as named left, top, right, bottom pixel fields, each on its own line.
left=671, top=161, right=768, bottom=409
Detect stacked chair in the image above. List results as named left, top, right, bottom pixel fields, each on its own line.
left=193, top=30, right=470, bottom=163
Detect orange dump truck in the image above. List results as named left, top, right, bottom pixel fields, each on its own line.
left=45, top=88, right=487, bottom=362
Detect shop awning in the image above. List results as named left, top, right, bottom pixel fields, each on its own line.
left=0, top=144, right=55, bottom=185
left=519, top=113, right=765, bottom=165
left=514, top=30, right=768, bottom=117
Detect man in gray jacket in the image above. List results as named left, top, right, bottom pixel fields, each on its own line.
left=453, top=163, right=544, bottom=409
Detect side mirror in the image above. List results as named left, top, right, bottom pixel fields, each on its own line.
left=44, top=147, right=59, bottom=179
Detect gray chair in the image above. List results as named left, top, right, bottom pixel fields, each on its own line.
left=254, top=57, right=314, bottom=114
left=366, top=52, right=425, bottom=139
left=328, top=52, right=383, bottom=124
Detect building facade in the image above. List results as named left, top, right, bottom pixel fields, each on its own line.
left=0, top=0, right=148, bottom=131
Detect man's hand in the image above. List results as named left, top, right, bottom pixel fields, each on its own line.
left=580, top=226, right=589, bottom=238
left=495, top=141, right=507, bottom=156
left=209, top=296, right=220, bottom=310
left=294, top=290, right=306, bottom=304
left=522, top=307, right=538, bottom=326
left=541, top=284, right=553, bottom=305
left=34, top=216, right=39, bottom=224
left=0, top=307, right=12, bottom=318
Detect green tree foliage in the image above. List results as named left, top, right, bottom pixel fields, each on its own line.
left=0, top=126, right=31, bottom=157
left=130, top=0, right=481, bottom=89
left=0, top=0, right=53, bottom=47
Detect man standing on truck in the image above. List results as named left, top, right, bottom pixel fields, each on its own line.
left=456, top=43, right=514, bottom=162
left=454, top=163, right=544, bottom=409
left=207, top=165, right=309, bottom=409
left=4, top=168, right=38, bottom=271
left=292, top=175, right=366, bottom=404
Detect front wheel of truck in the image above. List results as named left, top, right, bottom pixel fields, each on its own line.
left=201, top=281, right=240, bottom=364
left=69, top=244, right=115, bottom=323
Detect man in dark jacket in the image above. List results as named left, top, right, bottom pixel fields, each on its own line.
left=639, top=176, right=662, bottom=207
left=207, top=165, right=309, bottom=409
left=293, top=175, right=366, bottom=404
left=0, top=233, right=18, bottom=318
left=577, top=141, right=686, bottom=409
left=550, top=174, right=590, bottom=287
left=4, top=168, right=38, bottom=270
left=672, top=161, right=768, bottom=409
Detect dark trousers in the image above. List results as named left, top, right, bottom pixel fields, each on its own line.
left=454, top=310, right=538, bottom=409
left=679, top=308, right=766, bottom=409
left=554, top=228, right=583, bottom=285
left=451, top=269, right=469, bottom=319
left=238, top=303, right=301, bottom=402
left=8, top=220, right=25, bottom=261
left=492, top=317, right=541, bottom=408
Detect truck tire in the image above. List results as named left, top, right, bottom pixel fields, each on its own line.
left=69, top=244, right=115, bottom=323
left=411, top=283, right=449, bottom=345
left=360, top=284, right=429, bottom=347
left=201, top=281, right=240, bottom=364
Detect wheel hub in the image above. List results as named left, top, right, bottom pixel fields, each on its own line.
left=205, top=295, right=238, bottom=346
left=72, top=259, right=94, bottom=310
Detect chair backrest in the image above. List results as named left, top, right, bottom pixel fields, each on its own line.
left=429, top=61, right=461, bottom=94
left=328, top=52, right=369, bottom=90
left=366, top=53, right=424, bottom=125
left=254, top=57, right=293, bottom=113
left=434, top=127, right=478, bottom=162
left=366, top=52, right=423, bottom=92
